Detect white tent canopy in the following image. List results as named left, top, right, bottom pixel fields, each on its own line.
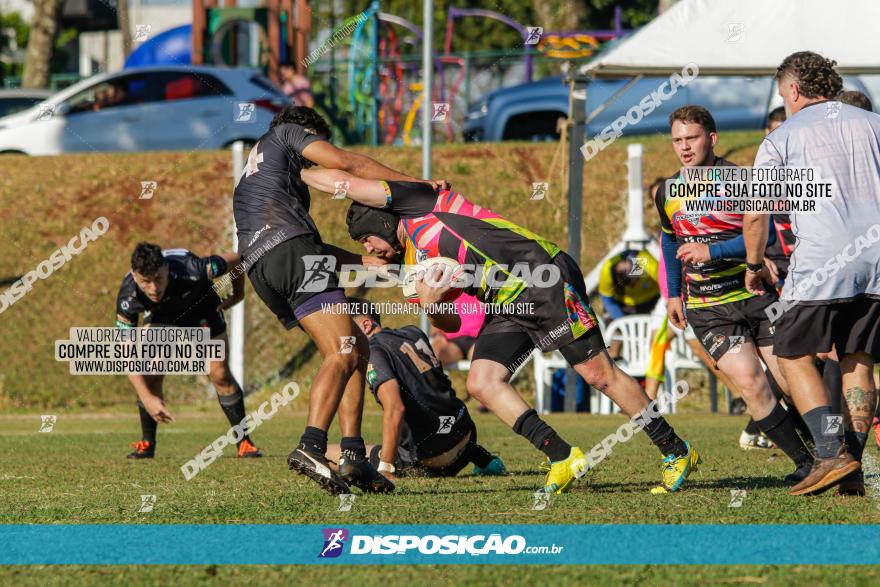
left=584, top=0, right=880, bottom=78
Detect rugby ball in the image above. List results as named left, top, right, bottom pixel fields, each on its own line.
left=402, top=257, right=466, bottom=304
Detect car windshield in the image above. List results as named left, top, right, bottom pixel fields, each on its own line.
left=0, top=97, right=44, bottom=118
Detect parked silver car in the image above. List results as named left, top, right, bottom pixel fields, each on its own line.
left=0, top=66, right=288, bottom=155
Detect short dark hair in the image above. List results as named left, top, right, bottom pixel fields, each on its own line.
left=775, top=51, right=843, bottom=99
left=347, top=297, right=381, bottom=325
left=131, top=242, right=165, bottom=275
left=766, top=106, right=786, bottom=127
left=669, top=105, right=716, bottom=134
left=837, top=90, right=873, bottom=112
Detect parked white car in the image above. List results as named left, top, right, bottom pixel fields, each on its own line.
left=0, top=66, right=288, bottom=155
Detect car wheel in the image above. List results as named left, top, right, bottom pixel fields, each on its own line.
left=502, top=111, right=564, bottom=142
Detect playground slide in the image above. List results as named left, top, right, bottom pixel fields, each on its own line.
left=124, top=25, right=192, bottom=68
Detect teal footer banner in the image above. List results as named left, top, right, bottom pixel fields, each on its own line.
left=2, top=525, right=879, bottom=565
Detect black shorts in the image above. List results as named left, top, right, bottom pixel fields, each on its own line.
left=471, top=252, right=605, bottom=370
left=449, top=335, right=476, bottom=357
left=773, top=295, right=880, bottom=360
left=148, top=311, right=226, bottom=338
left=247, top=234, right=346, bottom=330
left=688, top=292, right=778, bottom=362
left=369, top=426, right=477, bottom=478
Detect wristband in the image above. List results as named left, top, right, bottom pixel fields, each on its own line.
left=377, top=461, right=396, bottom=473
left=746, top=262, right=764, bottom=273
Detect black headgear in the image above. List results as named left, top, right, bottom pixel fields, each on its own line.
left=346, top=202, right=402, bottom=252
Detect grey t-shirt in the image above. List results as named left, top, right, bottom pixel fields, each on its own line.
left=753, top=101, right=880, bottom=303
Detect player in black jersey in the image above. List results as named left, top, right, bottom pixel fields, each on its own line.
left=115, top=243, right=262, bottom=459
left=233, top=106, right=445, bottom=495
left=326, top=299, right=506, bottom=479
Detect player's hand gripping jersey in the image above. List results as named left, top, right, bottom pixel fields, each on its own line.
left=654, top=157, right=754, bottom=309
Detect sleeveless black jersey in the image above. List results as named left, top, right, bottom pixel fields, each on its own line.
left=116, top=249, right=225, bottom=326
left=232, top=123, right=325, bottom=261
left=366, top=326, right=472, bottom=462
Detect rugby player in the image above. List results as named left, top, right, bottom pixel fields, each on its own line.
left=656, top=106, right=813, bottom=482
left=326, top=298, right=506, bottom=479
left=233, top=106, right=444, bottom=495
left=745, top=52, right=880, bottom=495
left=762, top=106, right=844, bottom=448
left=299, top=170, right=702, bottom=496
left=116, top=243, right=262, bottom=459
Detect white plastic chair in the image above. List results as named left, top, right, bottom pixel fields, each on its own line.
left=660, top=333, right=701, bottom=414
left=591, top=315, right=651, bottom=415
left=533, top=316, right=608, bottom=414
left=604, top=315, right=652, bottom=377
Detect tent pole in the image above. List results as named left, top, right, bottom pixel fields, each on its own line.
left=563, top=72, right=587, bottom=413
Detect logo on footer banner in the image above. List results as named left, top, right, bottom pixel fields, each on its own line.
left=319, top=528, right=348, bottom=558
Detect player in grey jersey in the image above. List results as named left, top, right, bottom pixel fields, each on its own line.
left=745, top=51, right=880, bottom=496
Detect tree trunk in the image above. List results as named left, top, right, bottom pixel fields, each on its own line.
left=21, top=0, right=63, bottom=89
left=530, top=0, right=586, bottom=33
left=118, top=0, right=132, bottom=58
left=658, top=0, right=680, bottom=13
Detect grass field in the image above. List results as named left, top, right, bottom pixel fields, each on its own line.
left=2, top=407, right=879, bottom=583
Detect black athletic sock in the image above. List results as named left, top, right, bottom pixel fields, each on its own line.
left=821, top=359, right=843, bottom=415
left=642, top=417, right=688, bottom=457
left=844, top=430, right=868, bottom=462
left=744, top=418, right=760, bottom=435
left=217, top=388, right=250, bottom=445
left=512, top=409, right=572, bottom=462
left=340, top=436, right=367, bottom=459
left=466, top=443, right=496, bottom=469
left=300, top=426, right=328, bottom=455
left=137, top=400, right=157, bottom=444
left=766, top=367, right=813, bottom=443
left=802, top=406, right=843, bottom=459
left=754, top=402, right=812, bottom=466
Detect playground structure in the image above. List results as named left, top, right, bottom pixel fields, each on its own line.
left=320, top=4, right=628, bottom=145
left=188, top=0, right=310, bottom=84
left=127, top=1, right=628, bottom=145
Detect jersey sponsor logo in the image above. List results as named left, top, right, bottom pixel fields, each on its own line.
left=708, top=334, right=726, bottom=356
left=366, top=365, right=378, bottom=386
left=248, top=224, right=271, bottom=248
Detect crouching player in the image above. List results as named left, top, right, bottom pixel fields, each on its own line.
left=327, top=299, right=506, bottom=478
left=301, top=169, right=701, bottom=495
left=116, top=243, right=262, bottom=459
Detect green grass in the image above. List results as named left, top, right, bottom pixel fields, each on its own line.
left=1, top=408, right=878, bottom=583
